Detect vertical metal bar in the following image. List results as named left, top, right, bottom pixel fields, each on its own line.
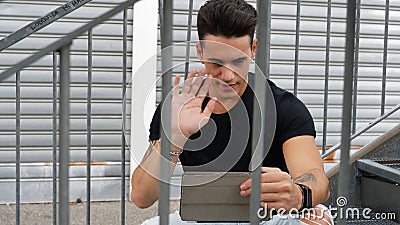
left=352, top=0, right=361, bottom=134
left=159, top=0, right=173, bottom=224
left=16, top=71, right=21, bottom=225
left=86, top=29, right=92, bottom=225
left=59, top=44, right=71, bottom=225
left=249, top=0, right=271, bottom=224
left=265, top=0, right=272, bottom=80
left=322, top=0, right=332, bottom=154
left=121, top=9, right=128, bottom=225
left=158, top=0, right=164, bottom=36
left=337, top=0, right=356, bottom=224
left=184, top=0, right=194, bottom=80
left=52, top=51, right=58, bottom=225
left=249, top=164, right=261, bottom=225
left=381, top=0, right=390, bottom=116
left=293, top=0, right=301, bottom=96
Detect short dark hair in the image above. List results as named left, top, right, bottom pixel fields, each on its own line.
left=197, top=0, right=257, bottom=47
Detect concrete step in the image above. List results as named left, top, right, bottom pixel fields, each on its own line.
left=322, top=146, right=363, bottom=174
left=0, top=162, right=129, bottom=179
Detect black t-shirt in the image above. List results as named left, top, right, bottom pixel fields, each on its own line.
left=149, top=79, right=316, bottom=173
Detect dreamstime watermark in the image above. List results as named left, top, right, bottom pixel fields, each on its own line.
left=257, top=196, right=396, bottom=221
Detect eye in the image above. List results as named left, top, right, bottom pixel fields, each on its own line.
left=233, top=59, right=245, bottom=66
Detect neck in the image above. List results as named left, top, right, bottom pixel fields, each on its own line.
left=212, top=96, right=241, bottom=114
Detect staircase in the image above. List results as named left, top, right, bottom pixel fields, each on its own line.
left=0, top=0, right=133, bottom=204
left=325, top=124, right=400, bottom=224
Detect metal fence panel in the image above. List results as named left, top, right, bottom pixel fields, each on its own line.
left=0, top=0, right=133, bottom=203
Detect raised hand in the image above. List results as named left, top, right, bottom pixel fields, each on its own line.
left=170, top=68, right=216, bottom=148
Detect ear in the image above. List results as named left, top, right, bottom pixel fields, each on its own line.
left=196, top=42, right=204, bottom=64
left=251, top=39, right=257, bottom=60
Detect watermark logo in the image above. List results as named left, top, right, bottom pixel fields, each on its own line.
left=336, top=196, right=347, bottom=207
left=329, top=196, right=396, bottom=221
left=257, top=196, right=396, bottom=221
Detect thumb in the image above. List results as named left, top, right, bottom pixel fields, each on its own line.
left=198, top=97, right=216, bottom=129
left=202, top=97, right=217, bottom=117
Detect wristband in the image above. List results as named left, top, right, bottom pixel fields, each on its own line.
left=295, top=183, right=312, bottom=210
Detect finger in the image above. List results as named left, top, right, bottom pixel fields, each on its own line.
left=189, top=68, right=206, bottom=96
left=173, top=75, right=180, bottom=95
left=241, top=182, right=278, bottom=197
left=261, top=167, right=281, bottom=173
left=197, top=73, right=212, bottom=97
left=240, top=188, right=249, bottom=197
left=241, top=175, right=291, bottom=196
left=240, top=168, right=281, bottom=190
left=182, top=69, right=196, bottom=94
left=240, top=178, right=252, bottom=191
left=201, top=97, right=216, bottom=117
left=260, top=171, right=291, bottom=183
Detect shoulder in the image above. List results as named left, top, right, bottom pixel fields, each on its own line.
left=266, top=80, right=307, bottom=112
left=242, top=75, right=304, bottom=111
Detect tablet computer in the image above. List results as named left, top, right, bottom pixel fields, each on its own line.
left=180, top=172, right=269, bottom=222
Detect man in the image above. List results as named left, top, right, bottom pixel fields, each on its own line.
left=132, top=0, right=332, bottom=224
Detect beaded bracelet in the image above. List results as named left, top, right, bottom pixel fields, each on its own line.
left=170, top=151, right=182, bottom=156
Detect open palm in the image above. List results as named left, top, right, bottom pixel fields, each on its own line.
left=170, top=68, right=216, bottom=148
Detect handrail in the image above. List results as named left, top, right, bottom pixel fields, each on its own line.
left=322, top=103, right=400, bottom=159
left=0, top=0, right=139, bottom=82
left=0, top=1, right=137, bottom=224
left=0, top=0, right=92, bottom=52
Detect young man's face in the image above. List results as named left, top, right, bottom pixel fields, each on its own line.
left=196, top=35, right=257, bottom=100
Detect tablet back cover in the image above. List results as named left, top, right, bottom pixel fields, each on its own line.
left=180, top=172, right=262, bottom=222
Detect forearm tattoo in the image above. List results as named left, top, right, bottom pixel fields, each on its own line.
left=294, top=172, right=318, bottom=184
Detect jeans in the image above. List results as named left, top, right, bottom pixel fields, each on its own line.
left=141, top=211, right=307, bottom=225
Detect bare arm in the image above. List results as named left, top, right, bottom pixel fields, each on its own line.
left=239, top=135, right=329, bottom=211
left=130, top=140, right=182, bottom=208
left=130, top=68, right=216, bottom=208
left=283, top=135, right=330, bottom=206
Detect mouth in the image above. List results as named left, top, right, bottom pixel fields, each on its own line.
left=217, top=81, right=237, bottom=91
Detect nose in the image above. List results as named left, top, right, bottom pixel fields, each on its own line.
left=219, top=66, right=235, bottom=82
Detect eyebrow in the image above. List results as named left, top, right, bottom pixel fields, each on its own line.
left=232, top=57, right=247, bottom=62
left=206, top=56, right=248, bottom=64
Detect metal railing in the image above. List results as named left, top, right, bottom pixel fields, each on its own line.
left=337, top=2, right=357, bottom=224
left=1, top=0, right=400, bottom=225
left=0, top=0, right=92, bottom=52
left=322, top=103, right=400, bottom=159
left=0, top=0, right=135, bottom=224
left=314, top=0, right=399, bottom=156
left=159, top=0, right=172, bottom=223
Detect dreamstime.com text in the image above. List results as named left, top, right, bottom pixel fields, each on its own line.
left=257, top=196, right=396, bottom=221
